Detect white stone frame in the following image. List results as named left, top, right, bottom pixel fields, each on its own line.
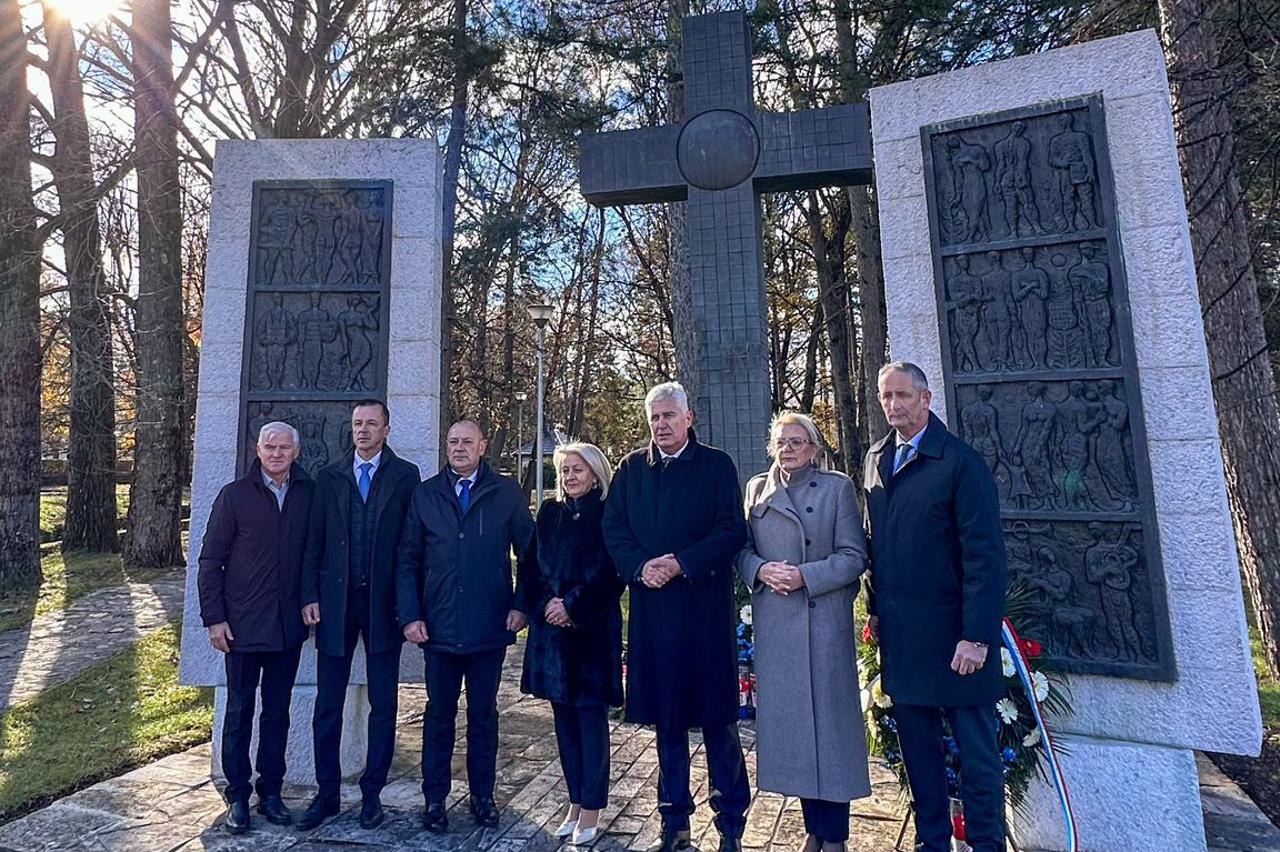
left=870, top=30, right=1260, bottom=850
left=177, top=139, right=442, bottom=781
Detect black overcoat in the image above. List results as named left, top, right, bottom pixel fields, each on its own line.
left=197, top=460, right=315, bottom=653
left=302, top=446, right=421, bottom=656
left=862, top=412, right=1008, bottom=707
left=518, top=489, right=624, bottom=707
left=602, top=433, right=747, bottom=730
left=394, top=461, right=535, bottom=654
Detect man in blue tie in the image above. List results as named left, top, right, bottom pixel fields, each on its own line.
left=395, top=419, right=535, bottom=833
left=861, top=363, right=1009, bottom=852
left=297, top=400, right=421, bottom=831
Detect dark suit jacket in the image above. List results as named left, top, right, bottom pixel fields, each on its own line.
left=862, top=412, right=1008, bottom=707
left=197, top=460, right=315, bottom=653
left=601, top=432, right=746, bottom=730
left=394, top=461, right=535, bottom=654
left=303, top=445, right=421, bottom=657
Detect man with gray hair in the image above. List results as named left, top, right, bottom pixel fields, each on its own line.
left=862, top=362, right=1008, bottom=852
left=198, top=421, right=317, bottom=835
left=603, top=382, right=751, bottom=852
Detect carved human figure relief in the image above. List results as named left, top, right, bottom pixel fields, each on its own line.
left=297, top=415, right=330, bottom=472
left=981, top=251, right=1013, bottom=371
left=356, top=191, right=384, bottom=284
left=1055, top=380, right=1106, bottom=511
left=338, top=295, right=379, bottom=391
left=1084, top=523, right=1147, bottom=662
left=255, top=294, right=297, bottom=390
left=961, top=384, right=1011, bottom=498
left=297, top=291, right=338, bottom=390
left=993, top=120, right=1043, bottom=238
left=1013, top=381, right=1058, bottom=509
left=1045, top=252, right=1085, bottom=368
left=258, top=198, right=296, bottom=286
left=945, top=136, right=993, bottom=243
left=1047, top=112, right=1099, bottom=232
left=947, top=254, right=988, bottom=372
left=1010, top=246, right=1049, bottom=369
left=1095, top=381, right=1137, bottom=510
left=1026, top=544, right=1096, bottom=657
left=1070, top=243, right=1115, bottom=367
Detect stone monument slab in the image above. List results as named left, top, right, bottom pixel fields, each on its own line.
left=179, top=139, right=442, bottom=785
left=870, top=30, right=1261, bottom=851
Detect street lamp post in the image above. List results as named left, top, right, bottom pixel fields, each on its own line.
left=526, top=303, right=554, bottom=506
left=514, top=391, right=527, bottom=478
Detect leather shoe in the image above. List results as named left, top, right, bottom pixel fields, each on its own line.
left=718, top=837, right=742, bottom=852
left=257, top=794, right=293, bottom=826
left=224, top=800, right=251, bottom=834
left=359, top=797, right=385, bottom=830
left=470, top=796, right=500, bottom=827
left=423, top=802, right=449, bottom=833
left=296, top=794, right=340, bottom=831
left=647, top=826, right=691, bottom=852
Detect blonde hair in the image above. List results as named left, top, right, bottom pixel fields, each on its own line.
left=767, top=411, right=825, bottom=464
left=553, top=442, right=614, bottom=502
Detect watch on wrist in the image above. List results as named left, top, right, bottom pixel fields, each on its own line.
left=968, top=640, right=988, bottom=649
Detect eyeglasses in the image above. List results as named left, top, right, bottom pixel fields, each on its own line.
left=772, top=438, right=812, bottom=451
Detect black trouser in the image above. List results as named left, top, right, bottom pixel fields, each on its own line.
left=893, top=702, right=1005, bottom=852
left=800, top=798, right=850, bottom=842
left=313, top=586, right=400, bottom=801
left=655, top=721, right=750, bottom=838
left=221, top=644, right=303, bottom=804
left=421, top=646, right=506, bottom=804
left=552, top=702, right=610, bottom=810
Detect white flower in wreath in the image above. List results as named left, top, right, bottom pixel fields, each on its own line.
left=871, top=679, right=893, bottom=709
left=1001, top=647, right=1016, bottom=677
left=739, top=604, right=753, bottom=626
left=1022, top=726, right=1042, bottom=748
left=1031, top=671, right=1050, bottom=702
left=996, top=698, right=1018, bottom=724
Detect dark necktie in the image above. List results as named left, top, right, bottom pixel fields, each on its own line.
left=459, top=478, right=472, bottom=513
left=358, top=462, right=373, bottom=502
left=893, top=443, right=916, bottom=476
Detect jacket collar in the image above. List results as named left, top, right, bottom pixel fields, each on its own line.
left=439, top=459, right=495, bottom=496
left=646, top=429, right=701, bottom=468
left=756, top=463, right=807, bottom=520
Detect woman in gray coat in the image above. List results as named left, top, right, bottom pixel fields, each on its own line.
left=737, top=412, right=871, bottom=852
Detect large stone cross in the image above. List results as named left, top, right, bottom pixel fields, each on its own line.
left=579, top=10, right=872, bottom=478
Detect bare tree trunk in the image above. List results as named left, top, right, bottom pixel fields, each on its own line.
left=0, top=0, right=42, bottom=586
left=1159, top=0, right=1280, bottom=678
left=438, top=0, right=470, bottom=444
left=833, top=2, right=889, bottom=443
left=126, top=0, right=185, bottom=568
left=665, top=0, right=698, bottom=399
left=44, top=4, right=119, bottom=552
left=805, top=192, right=861, bottom=474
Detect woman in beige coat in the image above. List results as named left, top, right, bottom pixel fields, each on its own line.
left=737, top=412, right=871, bottom=852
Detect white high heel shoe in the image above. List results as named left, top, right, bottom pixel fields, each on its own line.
left=571, top=824, right=599, bottom=845
left=555, top=817, right=578, bottom=838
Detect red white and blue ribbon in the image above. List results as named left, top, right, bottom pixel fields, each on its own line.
left=1001, top=618, right=1078, bottom=852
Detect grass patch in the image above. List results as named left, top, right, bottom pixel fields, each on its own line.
left=0, top=551, right=180, bottom=635
left=1250, top=627, right=1280, bottom=730
left=38, top=485, right=130, bottom=544
left=0, top=622, right=213, bottom=821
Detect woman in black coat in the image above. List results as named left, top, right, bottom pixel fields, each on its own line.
left=518, top=442, right=624, bottom=846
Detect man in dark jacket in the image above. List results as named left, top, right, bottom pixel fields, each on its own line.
left=296, top=400, right=421, bottom=832
left=198, top=421, right=316, bottom=835
left=602, top=382, right=750, bottom=852
left=395, top=419, right=535, bottom=832
left=862, top=362, right=1008, bottom=852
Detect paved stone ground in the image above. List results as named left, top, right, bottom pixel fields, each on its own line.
left=0, top=578, right=186, bottom=712
left=0, top=644, right=1275, bottom=851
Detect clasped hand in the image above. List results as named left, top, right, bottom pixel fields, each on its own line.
left=759, top=561, right=804, bottom=595
left=641, top=554, right=682, bottom=589
left=545, top=597, right=572, bottom=628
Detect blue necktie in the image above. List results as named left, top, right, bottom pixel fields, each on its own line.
left=358, top=462, right=373, bottom=502
left=893, top=443, right=915, bottom=476
left=459, top=478, right=472, bottom=513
